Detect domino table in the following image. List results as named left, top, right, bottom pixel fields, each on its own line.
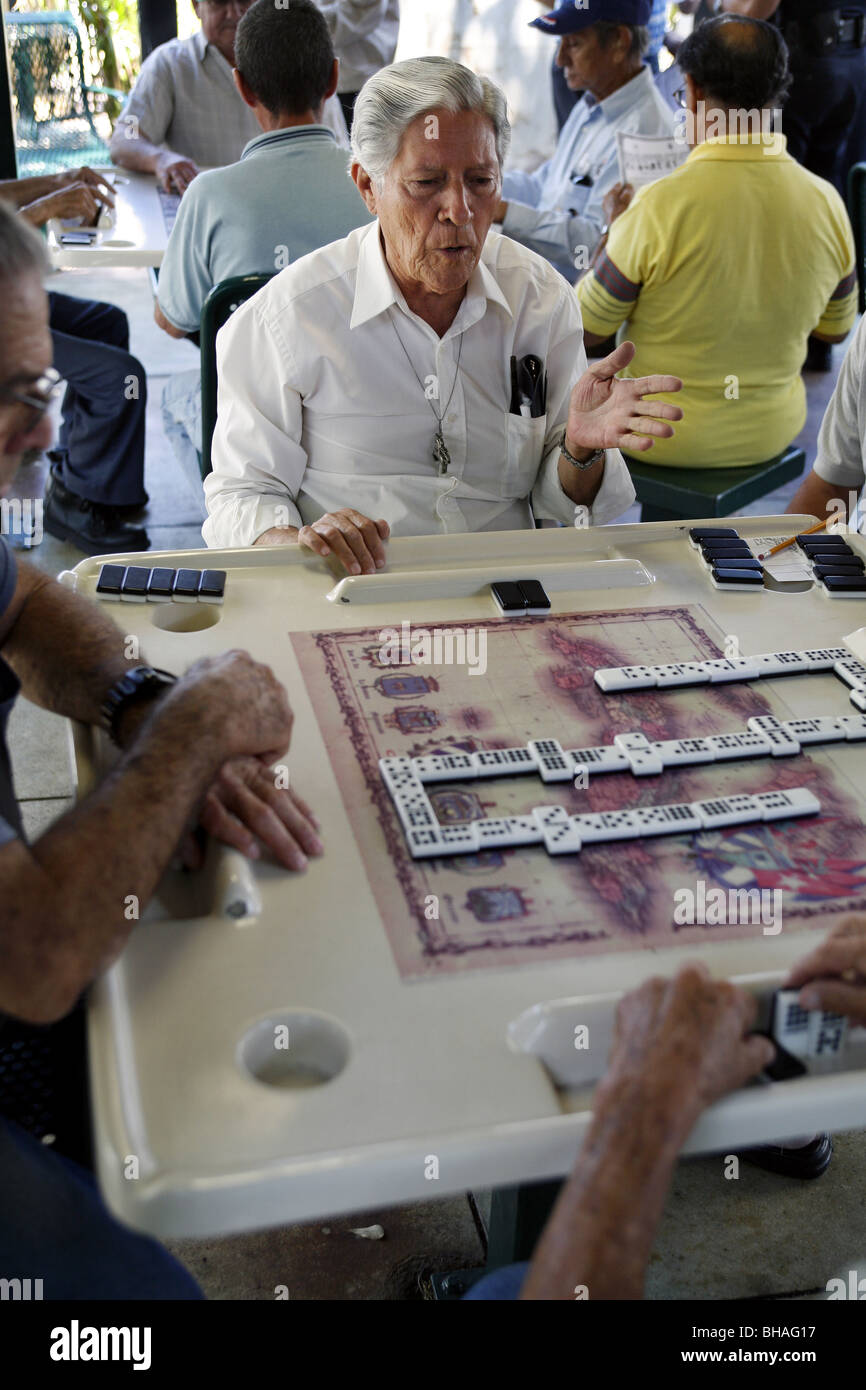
left=45, top=169, right=178, bottom=270
left=64, top=516, right=866, bottom=1238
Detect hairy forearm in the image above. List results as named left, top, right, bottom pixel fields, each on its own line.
left=521, top=1077, right=698, bottom=1300
left=1, top=707, right=224, bottom=1023
left=0, top=175, right=58, bottom=207
left=3, top=570, right=146, bottom=726
left=785, top=469, right=850, bottom=520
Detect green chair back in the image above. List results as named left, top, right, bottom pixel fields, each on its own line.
left=199, top=274, right=274, bottom=479
left=626, top=446, right=806, bottom=523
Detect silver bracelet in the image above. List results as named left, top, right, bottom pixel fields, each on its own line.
left=559, top=430, right=605, bottom=471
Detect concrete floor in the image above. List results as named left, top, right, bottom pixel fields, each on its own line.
left=9, top=264, right=866, bottom=1300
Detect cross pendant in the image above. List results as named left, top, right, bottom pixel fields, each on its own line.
left=433, top=431, right=450, bottom=475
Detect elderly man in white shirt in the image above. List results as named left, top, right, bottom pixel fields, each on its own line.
left=204, top=57, right=683, bottom=573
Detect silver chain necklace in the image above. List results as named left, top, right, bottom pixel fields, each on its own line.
left=390, top=313, right=464, bottom=475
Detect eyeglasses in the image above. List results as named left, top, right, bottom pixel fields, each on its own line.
left=673, top=88, right=688, bottom=109
left=0, top=367, right=63, bottom=429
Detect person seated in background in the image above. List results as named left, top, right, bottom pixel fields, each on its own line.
left=468, top=917, right=866, bottom=1299
left=109, top=0, right=348, bottom=193
left=203, top=57, right=685, bottom=564
left=0, top=201, right=321, bottom=1296
left=576, top=14, right=857, bottom=470
left=787, top=313, right=866, bottom=525
left=0, top=169, right=150, bottom=554
left=493, top=0, right=676, bottom=283
left=156, top=0, right=372, bottom=489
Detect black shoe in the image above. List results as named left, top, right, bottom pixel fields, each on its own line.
left=44, top=471, right=149, bottom=554
left=110, top=493, right=150, bottom=518
left=741, top=1133, right=833, bottom=1180
left=803, top=337, right=833, bottom=373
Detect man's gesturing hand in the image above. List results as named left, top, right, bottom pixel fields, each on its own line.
left=601, top=964, right=775, bottom=1122
left=567, top=340, right=683, bottom=455
left=785, top=916, right=866, bottom=1025
left=297, top=508, right=390, bottom=576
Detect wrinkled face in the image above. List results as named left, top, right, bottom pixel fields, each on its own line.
left=556, top=26, right=624, bottom=93
left=193, top=0, right=254, bottom=64
left=0, top=276, right=54, bottom=495
left=360, top=107, right=501, bottom=303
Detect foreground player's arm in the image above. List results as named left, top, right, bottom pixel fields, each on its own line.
left=785, top=470, right=848, bottom=521
left=785, top=916, right=866, bottom=1026
left=0, top=648, right=295, bottom=1024
left=520, top=967, right=774, bottom=1300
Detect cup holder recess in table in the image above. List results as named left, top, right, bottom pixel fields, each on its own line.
left=237, top=1011, right=351, bottom=1090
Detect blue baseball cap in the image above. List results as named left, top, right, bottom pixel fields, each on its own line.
left=530, top=0, right=652, bottom=36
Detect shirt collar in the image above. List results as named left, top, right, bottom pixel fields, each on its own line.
left=350, top=221, right=512, bottom=335
left=240, top=125, right=337, bottom=160
left=584, top=64, right=654, bottom=121
left=193, top=29, right=209, bottom=62
left=687, top=131, right=789, bottom=162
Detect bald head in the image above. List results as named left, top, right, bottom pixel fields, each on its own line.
left=678, top=14, right=791, bottom=113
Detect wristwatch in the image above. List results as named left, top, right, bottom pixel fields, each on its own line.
left=559, top=430, right=605, bottom=471
left=101, top=665, right=177, bottom=746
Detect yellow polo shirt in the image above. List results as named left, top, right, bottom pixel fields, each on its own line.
left=576, top=134, right=857, bottom=467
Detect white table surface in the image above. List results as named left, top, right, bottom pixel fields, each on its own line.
left=46, top=168, right=174, bottom=270
left=65, top=518, right=866, bottom=1238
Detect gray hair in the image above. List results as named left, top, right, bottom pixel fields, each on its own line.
left=594, top=22, right=651, bottom=60
left=0, top=201, right=48, bottom=287
left=350, top=56, right=511, bottom=185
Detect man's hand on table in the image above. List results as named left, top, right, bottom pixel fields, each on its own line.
left=53, top=165, right=116, bottom=205
left=20, top=181, right=107, bottom=229
left=118, top=650, right=324, bottom=873
left=264, top=508, right=390, bottom=575
left=785, top=916, right=866, bottom=1026
left=566, top=339, right=683, bottom=456
left=598, top=964, right=775, bottom=1129
left=154, top=153, right=200, bottom=194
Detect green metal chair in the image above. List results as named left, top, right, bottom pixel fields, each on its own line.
left=625, top=445, right=806, bottom=523
left=199, top=273, right=274, bottom=479
left=847, top=161, right=866, bottom=315
left=5, top=10, right=122, bottom=177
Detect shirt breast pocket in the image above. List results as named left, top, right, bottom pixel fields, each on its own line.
left=500, top=413, right=548, bottom=501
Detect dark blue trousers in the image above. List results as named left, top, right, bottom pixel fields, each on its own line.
left=0, top=1117, right=203, bottom=1300
left=48, top=292, right=147, bottom=508
left=783, top=48, right=866, bottom=196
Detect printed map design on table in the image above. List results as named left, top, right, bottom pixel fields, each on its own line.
left=291, top=607, right=866, bottom=980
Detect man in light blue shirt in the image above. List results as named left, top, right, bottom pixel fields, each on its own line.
left=156, top=0, right=371, bottom=489
left=495, top=0, right=675, bottom=282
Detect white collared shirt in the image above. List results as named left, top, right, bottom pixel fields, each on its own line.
left=202, top=221, right=635, bottom=548
left=114, top=30, right=347, bottom=168
left=316, top=0, right=400, bottom=93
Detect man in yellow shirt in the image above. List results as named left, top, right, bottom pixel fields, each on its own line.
left=577, top=14, right=857, bottom=469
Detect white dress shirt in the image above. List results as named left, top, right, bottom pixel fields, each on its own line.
left=316, top=1, right=400, bottom=93
left=202, top=221, right=635, bottom=549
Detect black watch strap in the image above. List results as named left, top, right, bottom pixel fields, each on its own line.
left=101, top=666, right=177, bottom=746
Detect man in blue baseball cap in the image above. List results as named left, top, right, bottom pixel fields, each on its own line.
left=493, top=0, right=675, bottom=282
